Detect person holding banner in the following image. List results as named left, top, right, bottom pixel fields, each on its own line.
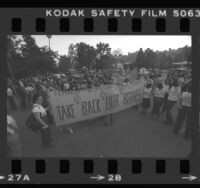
left=32, top=94, right=53, bottom=148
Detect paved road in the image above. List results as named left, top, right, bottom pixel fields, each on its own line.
left=9, top=103, right=191, bottom=158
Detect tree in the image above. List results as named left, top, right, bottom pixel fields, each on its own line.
left=134, top=48, right=146, bottom=68
left=20, top=35, right=40, bottom=57
left=7, top=35, right=23, bottom=79
left=96, top=42, right=111, bottom=59
left=8, top=35, right=58, bottom=78
left=58, top=55, right=72, bottom=73
left=68, top=44, right=77, bottom=67
left=96, top=42, right=112, bottom=70
left=113, top=48, right=123, bottom=59
left=96, top=54, right=115, bottom=70
left=74, top=42, right=96, bottom=69
left=40, top=46, right=58, bottom=73
left=144, top=48, right=157, bottom=68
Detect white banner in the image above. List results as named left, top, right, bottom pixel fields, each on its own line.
left=48, top=80, right=144, bottom=126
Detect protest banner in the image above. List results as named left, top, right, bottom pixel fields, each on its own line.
left=48, top=80, right=145, bottom=126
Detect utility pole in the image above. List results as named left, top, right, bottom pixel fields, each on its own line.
left=47, top=35, right=52, bottom=50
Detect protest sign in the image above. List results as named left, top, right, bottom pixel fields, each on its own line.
left=48, top=80, right=144, bottom=126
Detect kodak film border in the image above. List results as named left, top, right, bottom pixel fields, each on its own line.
left=0, top=8, right=200, bottom=184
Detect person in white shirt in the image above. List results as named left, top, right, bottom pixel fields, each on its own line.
left=63, top=82, right=70, bottom=91
left=173, top=84, right=192, bottom=139
left=152, top=83, right=165, bottom=117
left=142, top=83, right=153, bottom=114
left=7, top=87, right=17, bottom=110
left=163, top=80, right=181, bottom=125
left=25, top=85, right=34, bottom=108
left=7, top=115, right=22, bottom=157
left=32, top=94, right=53, bottom=148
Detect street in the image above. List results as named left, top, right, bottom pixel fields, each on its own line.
left=9, top=103, right=190, bottom=158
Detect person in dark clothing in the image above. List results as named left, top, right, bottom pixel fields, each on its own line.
left=32, top=94, right=53, bottom=148
left=16, top=83, right=27, bottom=110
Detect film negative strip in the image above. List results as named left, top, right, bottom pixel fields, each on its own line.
left=0, top=7, right=200, bottom=184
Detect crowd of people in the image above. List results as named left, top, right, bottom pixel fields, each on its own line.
left=7, top=69, right=116, bottom=157
left=140, top=68, right=192, bottom=140
left=7, top=67, right=193, bottom=157
left=7, top=69, right=116, bottom=109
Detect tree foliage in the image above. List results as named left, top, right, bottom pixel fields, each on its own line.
left=8, top=35, right=191, bottom=79
left=8, top=35, right=58, bottom=78
left=132, top=46, right=191, bottom=69
left=58, top=55, right=72, bottom=73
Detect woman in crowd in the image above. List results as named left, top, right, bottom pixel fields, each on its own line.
left=7, top=114, right=22, bottom=157
left=32, top=94, right=53, bottom=148
left=173, top=84, right=192, bottom=139
left=152, top=82, right=166, bottom=118
left=163, top=79, right=181, bottom=125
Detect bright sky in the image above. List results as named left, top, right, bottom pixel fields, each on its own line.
left=31, top=35, right=191, bottom=56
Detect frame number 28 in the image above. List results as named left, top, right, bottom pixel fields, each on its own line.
left=108, top=174, right=122, bottom=182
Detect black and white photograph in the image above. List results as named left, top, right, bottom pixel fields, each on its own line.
left=7, top=35, right=192, bottom=158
